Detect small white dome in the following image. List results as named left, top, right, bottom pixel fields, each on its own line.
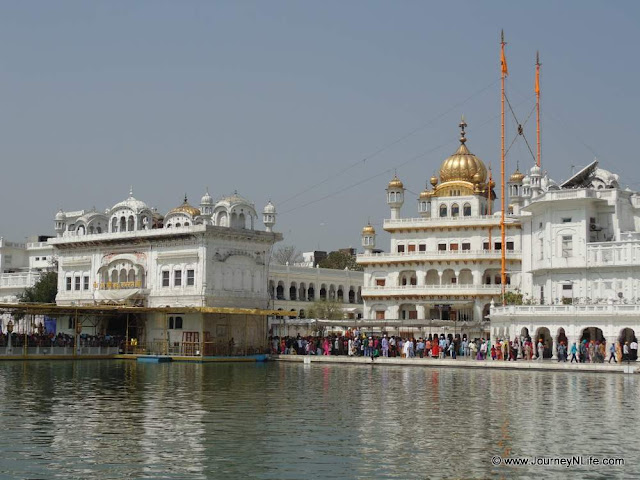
left=530, top=165, right=542, bottom=176
left=55, top=210, right=66, bottom=221
left=263, top=201, right=276, bottom=214
left=522, top=176, right=531, bottom=186
left=200, top=188, right=213, bottom=206
left=111, top=187, right=150, bottom=213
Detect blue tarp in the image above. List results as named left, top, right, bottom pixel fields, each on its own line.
left=44, top=316, right=56, bottom=335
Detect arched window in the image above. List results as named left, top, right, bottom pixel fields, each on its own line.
left=451, top=203, right=459, bottom=217
left=120, top=216, right=126, bottom=232
left=439, top=204, right=448, bottom=217
left=463, top=203, right=471, bottom=216
left=96, top=226, right=102, bottom=234
left=127, top=215, right=134, bottom=231
left=111, top=217, right=118, bottom=232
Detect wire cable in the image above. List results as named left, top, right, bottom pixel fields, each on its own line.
left=276, top=78, right=500, bottom=206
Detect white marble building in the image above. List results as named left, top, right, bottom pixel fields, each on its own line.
left=267, top=262, right=364, bottom=336
left=491, top=160, right=640, bottom=356
left=357, top=120, right=521, bottom=338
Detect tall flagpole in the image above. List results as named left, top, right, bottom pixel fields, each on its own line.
left=536, top=51, right=541, bottom=167
left=500, top=30, right=507, bottom=304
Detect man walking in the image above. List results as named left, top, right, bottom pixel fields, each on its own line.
left=570, top=342, right=578, bottom=363
left=608, top=342, right=617, bottom=363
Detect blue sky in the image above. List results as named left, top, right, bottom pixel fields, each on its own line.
left=1, top=1, right=639, bottom=251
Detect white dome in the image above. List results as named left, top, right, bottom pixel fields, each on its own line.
left=200, top=188, right=213, bottom=206
left=522, top=176, right=531, bottom=186
left=263, top=201, right=276, bottom=214
left=530, top=165, right=542, bottom=176
left=216, top=191, right=254, bottom=208
left=55, top=210, right=66, bottom=221
left=111, top=188, right=150, bottom=213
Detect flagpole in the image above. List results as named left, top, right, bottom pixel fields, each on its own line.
left=500, top=30, right=507, bottom=304
left=536, top=51, right=541, bottom=167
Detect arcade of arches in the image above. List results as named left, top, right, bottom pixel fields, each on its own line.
left=491, top=322, right=638, bottom=359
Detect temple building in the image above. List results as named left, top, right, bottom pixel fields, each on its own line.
left=41, top=188, right=282, bottom=351
left=357, top=119, right=522, bottom=339
left=491, top=160, right=640, bottom=357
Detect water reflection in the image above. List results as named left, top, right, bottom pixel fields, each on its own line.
left=0, top=361, right=637, bottom=479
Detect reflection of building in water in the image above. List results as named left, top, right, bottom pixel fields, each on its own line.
left=140, top=364, right=206, bottom=478
left=357, top=120, right=522, bottom=339
left=491, top=160, right=640, bottom=358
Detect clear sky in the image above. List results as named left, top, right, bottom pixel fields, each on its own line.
left=1, top=1, right=639, bottom=252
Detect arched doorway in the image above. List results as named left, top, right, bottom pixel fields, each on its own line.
left=580, top=327, right=605, bottom=344
left=557, top=327, right=568, bottom=349
left=520, top=327, right=530, bottom=341
left=534, top=327, right=553, bottom=359
left=619, top=328, right=637, bottom=360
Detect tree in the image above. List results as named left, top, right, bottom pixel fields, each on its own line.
left=19, top=271, right=58, bottom=304
left=318, top=251, right=363, bottom=271
left=503, top=290, right=523, bottom=305
left=272, top=245, right=303, bottom=265
left=307, top=299, right=345, bottom=320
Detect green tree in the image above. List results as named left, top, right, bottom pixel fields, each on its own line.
left=318, top=251, right=362, bottom=271
left=19, top=271, right=58, bottom=304
left=307, top=299, right=345, bottom=320
left=503, top=290, right=523, bottom=305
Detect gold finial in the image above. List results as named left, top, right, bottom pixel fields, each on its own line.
left=184, top=193, right=188, bottom=203
left=459, top=115, right=467, bottom=144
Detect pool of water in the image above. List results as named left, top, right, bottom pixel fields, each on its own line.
left=0, top=360, right=636, bottom=479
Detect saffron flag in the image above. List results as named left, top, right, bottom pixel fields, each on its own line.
left=534, top=67, right=540, bottom=94
left=501, top=46, right=508, bottom=76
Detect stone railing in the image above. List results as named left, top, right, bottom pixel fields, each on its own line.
left=384, top=214, right=519, bottom=229
left=491, top=303, right=640, bottom=316
left=358, top=249, right=521, bottom=262
left=587, top=241, right=640, bottom=267
left=0, top=272, right=42, bottom=288
left=363, top=284, right=515, bottom=296
left=95, top=281, right=143, bottom=290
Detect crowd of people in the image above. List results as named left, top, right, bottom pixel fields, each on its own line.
left=270, top=330, right=639, bottom=363
left=0, top=332, right=126, bottom=348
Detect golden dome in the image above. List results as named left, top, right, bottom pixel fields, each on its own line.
left=169, top=195, right=201, bottom=217
left=388, top=175, right=404, bottom=189
left=430, top=175, right=438, bottom=187
left=439, top=142, right=487, bottom=184
left=419, top=189, right=431, bottom=199
left=509, top=169, right=525, bottom=182
left=438, top=119, right=487, bottom=184
left=362, top=223, right=375, bottom=235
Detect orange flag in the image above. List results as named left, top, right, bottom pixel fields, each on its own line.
left=501, top=45, right=509, bottom=76
left=535, top=66, right=540, bottom=94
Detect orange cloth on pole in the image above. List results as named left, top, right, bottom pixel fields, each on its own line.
left=501, top=45, right=508, bottom=76
left=535, top=66, right=540, bottom=94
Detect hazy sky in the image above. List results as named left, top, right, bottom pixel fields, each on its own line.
left=1, top=1, right=639, bottom=252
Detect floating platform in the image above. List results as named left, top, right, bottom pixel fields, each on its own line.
left=137, top=356, right=173, bottom=363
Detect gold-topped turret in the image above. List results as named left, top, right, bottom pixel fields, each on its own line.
left=362, top=223, right=375, bottom=235
left=509, top=168, right=525, bottom=182
left=168, top=195, right=201, bottom=217
left=388, top=174, right=404, bottom=189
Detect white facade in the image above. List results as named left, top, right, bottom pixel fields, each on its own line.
left=267, top=263, right=363, bottom=335
left=357, top=120, right=522, bottom=338
left=51, top=189, right=281, bottom=310
left=491, top=161, right=640, bottom=354
left=0, top=236, right=55, bottom=303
